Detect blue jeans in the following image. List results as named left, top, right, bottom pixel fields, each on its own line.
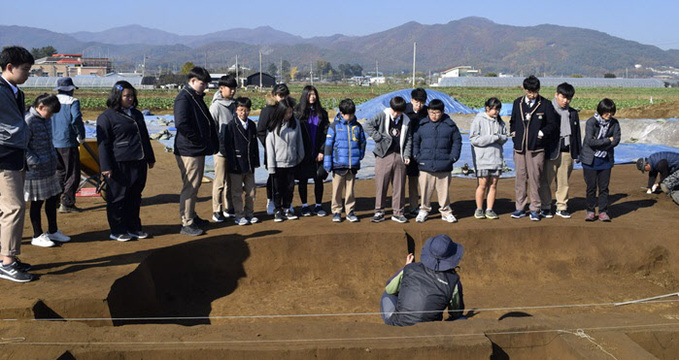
left=380, top=291, right=398, bottom=325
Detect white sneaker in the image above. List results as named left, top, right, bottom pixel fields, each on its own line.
left=32, top=233, right=56, bottom=247
left=128, top=231, right=149, bottom=239
left=47, top=230, right=71, bottom=243
left=415, top=210, right=428, bottom=223
left=235, top=217, right=249, bottom=226
left=109, top=233, right=133, bottom=242
left=442, top=214, right=458, bottom=223
left=249, top=216, right=259, bottom=224
left=266, top=199, right=275, bottom=215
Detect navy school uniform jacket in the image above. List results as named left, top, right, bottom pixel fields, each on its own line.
left=173, top=86, right=219, bottom=157
left=221, top=118, right=260, bottom=174
left=0, top=77, right=27, bottom=170
left=96, top=108, right=156, bottom=172
left=509, top=95, right=559, bottom=153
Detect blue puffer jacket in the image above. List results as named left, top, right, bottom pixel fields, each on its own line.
left=324, top=114, right=366, bottom=172
left=413, top=115, right=462, bottom=173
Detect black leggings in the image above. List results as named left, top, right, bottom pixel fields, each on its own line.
left=30, top=195, right=59, bottom=238
left=273, top=167, right=296, bottom=211
left=298, top=177, right=324, bottom=205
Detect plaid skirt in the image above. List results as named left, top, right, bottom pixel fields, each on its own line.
left=24, top=174, right=63, bottom=201
left=475, top=169, right=502, bottom=178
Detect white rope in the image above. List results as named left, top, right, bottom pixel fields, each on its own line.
left=559, top=329, right=619, bottom=360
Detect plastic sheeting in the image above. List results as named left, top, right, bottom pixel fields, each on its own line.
left=354, top=88, right=475, bottom=120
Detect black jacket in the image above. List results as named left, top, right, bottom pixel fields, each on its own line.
left=404, top=103, right=427, bottom=175
left=509, top=95, right=559, bottom=153
left=173, top=86, right=219, bottom=156
left=413, top=115, right=462, bottom=173
left=97, top=108, right=156, bottom=172
left=580, top=116, right=621, bottom=166
left=256, top=104, right=276, bottom=147
left=296, top=108, right=329, bottom=179
left=221, top=118, right=260, bottom=174
left=550, top=106, right=582, bottom=161
left=0, top=77, right=26, bottom=170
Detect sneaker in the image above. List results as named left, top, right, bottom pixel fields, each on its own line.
left=109, top=233, right=133, bottom=242
left=284, top=209, right=298, bottom=220
left=0, top=262, right=34, bottom=283
left=511, top=210, right=526, bottom=219
left=47, top=230, right=71, bottom=243
left=248, top=216, right=259, bottom=224
left=540, top=209, right=553, bottom=218
left=300, top=206, right=312, bottom=217
left=128, top=230, right=149, bottom=239
left=235, top=217, right=249, bottom=226
left=31, top=233, right=56, bottom=248
left=223, top=210, right=235, bottom=218
left=212, top=212, right=226, bottom=223
left=485, top=209, right=499, bottom=220
left=314, top=205, right=327, bottom=217
left=416, top=210, right=428, bottom=223
left=332, top=213, right=342, bottom=222
left=529, top=211, right=541, bottom=221
left=274, top=210, right=284, bottom=222
left=391, top=215, right=408, bottom=223
left=585, top=212, right=597, bottom=222
left=14, top=257, right=31, bottom=272
left=193, top=216, right=210, bottom=227
left=408, top=208, right=420, bottom=217
left=346, top=212, right=359, bottom=222
left=442, top=214, right=458, bottom=223
left=180, top=224, right=204, bottom=236
left=58, top=204, right=82, bottom=213
left=599, top=212, right=611, bottom=222
left=555, top=210, right=571, bottom=219
left=371, top=212, right=386, bottom=223
left=474, top=208, right=486, bottom=219
left=266, top=199, right=275, bottom=216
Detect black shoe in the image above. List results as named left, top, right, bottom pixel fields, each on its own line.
left=180, top=224, right=204, bottom=236
left=58, top=204, right=82, bottom=213
left=274, top=210, right=284, bottom=222
left=14, top=257, right=31, bottom=272
left=300, top=206, right=312, bottom=217
left=371, top=212, right=385, bottom=223
left=0, top=262, right=35, bottom=283
left=193, top=216, right=210, bottom=227
left=212, top=212, right=226, bottom=223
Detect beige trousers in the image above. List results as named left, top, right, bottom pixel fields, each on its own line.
left=212, top=155, right=233, bottom=213
left=514, top=150, right=544, bottom=212
left=374, top=152, right=406, bottom=215
left=331, top=171, right=356, bottom=214
left=539, top=151, right=574, bottom=211
left=418, top=171, right=452, bottom=216
left=229, top=172, right=256, bottom=218
left=0, top=170, right=25, bottom=256
left=176, top=155, right=205, bottom=226
left=408, top=175, right=419, bottom=211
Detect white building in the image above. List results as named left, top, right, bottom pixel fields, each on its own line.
left=440, top=66, right=482, bottom=78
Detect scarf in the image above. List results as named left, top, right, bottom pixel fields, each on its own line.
left=552, top=98, right=571, bottom=147
left=593, top=113, right=610, bottom=158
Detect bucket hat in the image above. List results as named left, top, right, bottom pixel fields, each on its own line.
left=636, top=157, right=648, bottom=173
left=421, top=235, right=464, bottom=272
left=54, top=77, right=79, bottom=91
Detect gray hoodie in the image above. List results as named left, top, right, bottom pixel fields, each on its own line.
left=210, top=91, right=236, bottom=156
left=266, top=118, right=305, bottom=173
left=469, top=112, right=508, bottom=171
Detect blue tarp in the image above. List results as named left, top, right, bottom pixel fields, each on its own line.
left=476, top=103, right=514, bottom=117
left=355, top=88, right=475, bottom=120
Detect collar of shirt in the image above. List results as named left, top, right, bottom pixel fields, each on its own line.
left=239, top=117, right=248, bottom=129
left=525, top=97, right=535, bottom=107
left=1, top=74, right=18, bottom=95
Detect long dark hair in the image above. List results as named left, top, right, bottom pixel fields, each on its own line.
left=267, top=97, right=297, bottom=134
left=294, top=85, right=325, bottom=120
left=106, top=80, right=138, bottom=111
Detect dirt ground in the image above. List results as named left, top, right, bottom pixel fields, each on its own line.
left=1, top=141, right=678, bottom=359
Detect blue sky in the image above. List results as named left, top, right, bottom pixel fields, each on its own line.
left=6, top=0, right=679, bottom=50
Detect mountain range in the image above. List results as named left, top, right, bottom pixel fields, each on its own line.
left=2, top=17, right=678, bottom=76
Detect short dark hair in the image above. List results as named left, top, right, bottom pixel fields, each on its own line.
left=106, top=81, right=138, bottom=111
left=411, top=88, right=427, bottom=103
left=235, top=97, right=252, bottom=109
left=218, top=75, right=237, bottom=88
left=187, top=66, right=211, bottom=83
left=339, top=99, right=356, bottom=115
left=32, top=93, right=60, bottom=113
left=390, top=96, right=407, bottom=112
left=597, top=98, right=616, bottom=116
left=485, top=97, right=502, bottom=111
left=428, top=99, right=445, bottom=112
left=556, top=82, right=575, bottom=100
left=523, top=75, right=540, bottom=92
left=0, top=46, right=34, bottom=71
left=272, top=83, right=290, bottom=98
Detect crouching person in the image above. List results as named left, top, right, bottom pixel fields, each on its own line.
left=380, top=234, right=465, bottom=326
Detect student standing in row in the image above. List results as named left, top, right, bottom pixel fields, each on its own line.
left=210, top=75, right=237, bottom=223
left=581, top=99, right=621, bottom=222
left=174, top=67, right=219, bottom=236
left=266, top=98, right=304, bottom=222
left=539, top=82, right=581, bottom=219
left=404, top=88, right=428, bottom=216
left=470, top=97, right=507, bottom=220
left=0, top=46, right=35, bottom=282
left=294, top=85, right=329, bottom=217
left=97, top=81, right=156, bottom=241
left=509, top=75, right=558, bottom=221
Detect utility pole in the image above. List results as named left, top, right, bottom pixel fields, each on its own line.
left=235, top=55, right=239, bottom=87
left=259, top=50, right=263, bottom=89
left=375, top=60, right=379, bottom=86
left=310, top=62, right=314, bottom=86
left=142, top=53, right=146, bottom=77
left=280, top=58, right=283, bottom=83
left=412, top=42, right=416, bottom=88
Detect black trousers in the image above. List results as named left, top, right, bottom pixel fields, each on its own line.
left=29, top=195, right=59, bottom=238
left=583, top=167, right=611, bottom=213
left=272, top=167, right=295, bottom=211
left=266, top=175, right=274, bottom=200
left=56, top=147, right=81, bottom=206
left=105, top=160, right=148, bottom=235
left=298, top=176, right=324, bottom=205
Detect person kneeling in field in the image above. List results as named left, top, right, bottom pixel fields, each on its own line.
left=380, top=234, right=465, bottom=326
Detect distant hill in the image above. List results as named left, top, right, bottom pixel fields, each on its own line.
left=2, top=18, right=679, bottom=76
